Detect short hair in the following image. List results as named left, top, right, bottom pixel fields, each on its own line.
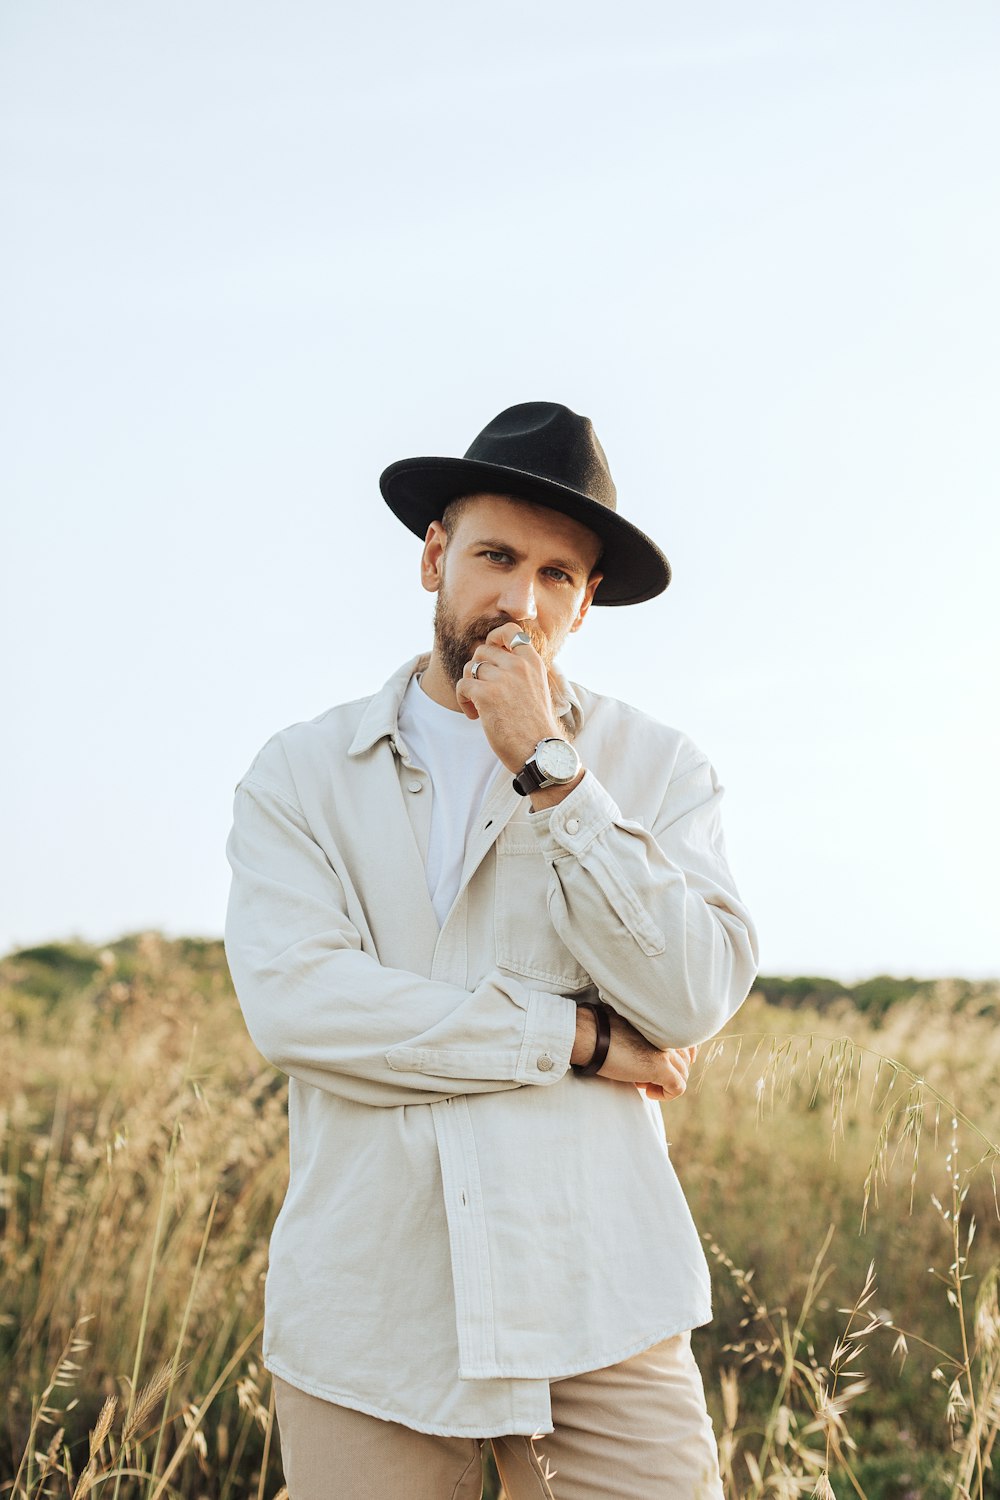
left=440, top=495, right=475, bottom=540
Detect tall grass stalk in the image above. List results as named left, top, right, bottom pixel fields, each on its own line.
left=689, top=1005, right=1000, bottom=1498
left=111, top=1121, right=181, bottom=1500
left=146, top=1192, right=218, bottom=1490
left=145, top=1316, right=265, bottom=1500
left=5, top=939, right=1000, bottom=1497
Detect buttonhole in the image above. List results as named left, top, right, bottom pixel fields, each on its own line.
left=484, top=819, right=492, bottom=829
left=461, top=1192, right=467, bottom=1206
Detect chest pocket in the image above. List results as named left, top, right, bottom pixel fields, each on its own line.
left=493, top=825, right=593, bottom=993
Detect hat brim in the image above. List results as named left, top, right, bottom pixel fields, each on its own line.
left=379, top=456, right=670, bottom=607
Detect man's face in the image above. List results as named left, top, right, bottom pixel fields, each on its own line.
left=422, top=494, right=604, bottom=685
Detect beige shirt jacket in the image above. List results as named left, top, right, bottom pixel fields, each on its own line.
left=224, top=654, right=759, bottom=1438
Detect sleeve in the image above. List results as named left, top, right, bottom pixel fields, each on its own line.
left=224, top=775, right=578, bottom=1108
left=530, top=759, right=759, bottom=1050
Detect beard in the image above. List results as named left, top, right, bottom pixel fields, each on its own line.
left=433, top=590, right=555, bottom=686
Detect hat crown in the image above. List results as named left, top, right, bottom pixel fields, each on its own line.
left=464, top=402, right=617, bottom=512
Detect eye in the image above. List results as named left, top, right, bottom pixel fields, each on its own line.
left=543, top=568, right=572, bottom=584
left=482, top=550, right=512, bottom=564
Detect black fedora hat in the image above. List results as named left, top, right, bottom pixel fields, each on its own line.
left=379, top=401, right=671, bottom=606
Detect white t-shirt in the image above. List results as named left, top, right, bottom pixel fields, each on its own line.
left=397, top=674, right=503, bottom=925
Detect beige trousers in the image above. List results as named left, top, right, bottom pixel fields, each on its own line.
left=272, top=1333, right=724, bottom=1500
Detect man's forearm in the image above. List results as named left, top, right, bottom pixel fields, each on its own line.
left=227, top=777, right=579, bottom=1107
left=570, top=1001, right=599, bottom=1067
left=533, top=767, right=758, bottom=1050
left=571, top=1003, right=696, bottom=1097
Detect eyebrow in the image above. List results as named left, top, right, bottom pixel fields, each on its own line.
left=469, top=536, right=591, bottom=578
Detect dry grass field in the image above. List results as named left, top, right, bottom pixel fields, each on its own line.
left=2, top=936, right=1000, bottom=1499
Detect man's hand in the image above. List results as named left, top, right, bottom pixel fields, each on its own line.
left=454, top=624, right=567, bottom=774
left=632, top=1056, right=697, bottom=1102
left=572, top=1006, right=698, bottom=1101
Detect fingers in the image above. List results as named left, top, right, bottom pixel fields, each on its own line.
left=664, top=1046, right=698, bottom=1078
left=463, top=634, right=540, bottom=682
left=656, top=1062, right=690, bottom=1099
left=647, top=1047, right=697, bottom=1099
left=461, top=626, right=541, bottom=682
left=606, top=1024, right=699, bottom=1098
left=453, top=678, right=480, bottom=720
left=459, top=633, right=544, bottom=716
left=463, top=642, right=517, bottom=682
left=485, top=624, right=537, bottom=654
left=639, top=1074, right=686, bottom=1100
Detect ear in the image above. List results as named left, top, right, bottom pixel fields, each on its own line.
left=569, top=572, right=603, bottom=633
left=420, top=520, right=448, bottom=594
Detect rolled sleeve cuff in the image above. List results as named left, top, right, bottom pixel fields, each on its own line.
left=529, top=772, right=619, bottom=858
left=385, top=990, right=578, bottom=1086
left=514, top=989, right=578, bottom=1084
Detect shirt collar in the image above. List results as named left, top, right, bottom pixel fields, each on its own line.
left=347, top=654, right=584, bottom=757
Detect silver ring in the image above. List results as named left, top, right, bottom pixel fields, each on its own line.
left=470, top=660, right=483, bottom=679
left=508, top=631, right=532, bottom=650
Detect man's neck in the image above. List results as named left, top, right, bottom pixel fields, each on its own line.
left=419, top=653, right=464, bottom=712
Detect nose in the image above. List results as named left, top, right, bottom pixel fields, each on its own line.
left=496, top=569, right=537, bottom=623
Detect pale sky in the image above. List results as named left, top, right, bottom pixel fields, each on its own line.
left=2, top=1, right=998, bottom=978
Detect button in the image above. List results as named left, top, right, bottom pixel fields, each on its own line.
left=565, top=817, right=580, bottom=835
left=406, top=780, right=423, bottom=793
left=536, top=1053, right=554, bottom=1072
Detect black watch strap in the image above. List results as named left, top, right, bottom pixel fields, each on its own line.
left=512, top=761, right=546, bottom=797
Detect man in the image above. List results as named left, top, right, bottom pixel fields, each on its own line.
left=225, top=401, right=758, bottom=1499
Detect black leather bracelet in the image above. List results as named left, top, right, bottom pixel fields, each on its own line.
left=572, top=1001, right=612, bottom=1077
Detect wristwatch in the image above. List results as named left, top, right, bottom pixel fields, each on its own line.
left=512, top=737, right=581, bottom=797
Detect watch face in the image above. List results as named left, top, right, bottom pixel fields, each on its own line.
left=535, top=738, right=579, bottom=782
